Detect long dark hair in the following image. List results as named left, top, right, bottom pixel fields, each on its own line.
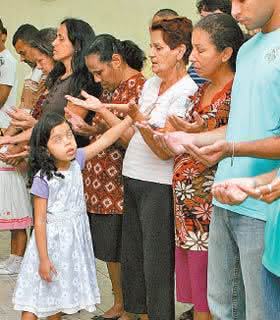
left=195, top=13, right=244, bottom=71
left=47, top=18, right=101, bottom=97
left=28, top=112, right=69, bottom=186
left=86, top=34, right=146, bottom=72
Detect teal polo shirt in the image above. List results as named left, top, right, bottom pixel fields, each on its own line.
left=213, top=29, right=280, bottom=221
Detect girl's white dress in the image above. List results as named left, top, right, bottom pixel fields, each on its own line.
left=13, top=149, right=100, bottom=317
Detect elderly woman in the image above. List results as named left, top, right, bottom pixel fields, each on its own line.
left=71, top=17, right=197, bottom=320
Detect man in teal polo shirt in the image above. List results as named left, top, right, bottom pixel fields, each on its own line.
left=154, top=0, right=280, bottom=319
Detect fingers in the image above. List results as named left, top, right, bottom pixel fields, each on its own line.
left=80, top=90, right=90, bottom=99
left=65, top=95, right=84, bottom=107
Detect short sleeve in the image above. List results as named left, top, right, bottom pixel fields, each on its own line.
left=31, top=176, right=49, bottom=199
left=76, top=148, right=86, bottom=170
left=0, top=54, right=16, bottom=87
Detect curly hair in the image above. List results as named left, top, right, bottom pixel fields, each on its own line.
left=28, top=113, right=70, bottom=187
left=151, top=16, right=193, bottom=65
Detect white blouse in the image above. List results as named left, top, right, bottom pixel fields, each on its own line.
left=122, top=75, right=198, bottom=185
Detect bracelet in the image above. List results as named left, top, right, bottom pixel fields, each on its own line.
left=230, top=141, right=235, bottom=167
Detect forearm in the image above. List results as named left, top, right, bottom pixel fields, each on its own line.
left=99, top=108, right=133, bottom=147
left=9, top=128, right=32, bottom=144
left=85, top=116, right=133, bottom=160
left=194, top=125, right=227, bottom=147
left=139, top=127, right=172, bottom=160
left=34, top=222, right=48, bottom=261
left=3, top=125, right=18, bottom=137
left=235, top=136, right=280, bottom=159
left=254, top=170, right=278, bottom=187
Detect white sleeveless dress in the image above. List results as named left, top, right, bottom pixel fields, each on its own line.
left=13, top=149, right=100, bottom=317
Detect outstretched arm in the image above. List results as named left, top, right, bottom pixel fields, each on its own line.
left=83, top=116, right=133, bottom=161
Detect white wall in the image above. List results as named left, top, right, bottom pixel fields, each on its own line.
left=1, top=0, right=199, bottom=101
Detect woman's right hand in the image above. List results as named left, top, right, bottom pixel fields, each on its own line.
left=39, top=258, right=57, bottom=283
left=168, top=112, right=206, bottom=133
left=0, top=135, right=13, bottom=146
left=65, top=90, right=104, bottom=112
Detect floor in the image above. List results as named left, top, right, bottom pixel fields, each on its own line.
left=0, top=231, right=190, bottom=320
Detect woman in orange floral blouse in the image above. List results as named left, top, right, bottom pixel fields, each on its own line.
left=169, top=14, right=244, bottom=320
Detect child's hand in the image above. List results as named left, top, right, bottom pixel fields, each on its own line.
left=39, top=259, right=57, bottom=283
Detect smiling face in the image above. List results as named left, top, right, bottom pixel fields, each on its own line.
left=232, top=0, right=276, bottom=30
left=47, top=122, right=77, bottom=165
left=31, top=48, right=55, bottom=74
left=149, top=29, right=180, bottom=78
left=189, top=28, right=231, bottom=79
left=52, top=23, right=74, bottom=63
left=85, top=53, right=120, bottom=91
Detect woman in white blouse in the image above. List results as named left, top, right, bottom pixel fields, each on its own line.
left=66, top=17, right=197, bottom=320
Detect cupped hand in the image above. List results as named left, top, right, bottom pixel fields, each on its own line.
left=169, top=112, right=206, bottom=133
left=183, top=140, right=231, bottom=167
left=239, top=177, right=280, bottom=204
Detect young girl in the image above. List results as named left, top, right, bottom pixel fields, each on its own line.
left=12, top=112, right=132, bottom=320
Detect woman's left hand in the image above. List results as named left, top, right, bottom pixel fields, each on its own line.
left=65, top=90, right=104, bottom=112
left=7, top=109, right=37, bottom=130
left=168, top=112, right=206, bottom=133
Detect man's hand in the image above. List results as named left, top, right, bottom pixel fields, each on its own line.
left=183, top=140, right=232, bottom=167
left=153, top=131, right=197, bottom=156
left=239, top=177, right=280, bottom=204
left=212, top=177, right=256, bottom=205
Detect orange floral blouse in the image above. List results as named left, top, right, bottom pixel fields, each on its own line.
left=173, top=80, right=233, bottom=251
left=83, top=73, right=145, bottom=215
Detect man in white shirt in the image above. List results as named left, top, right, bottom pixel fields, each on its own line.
left=0, top=18, right=17, bottom=128
left=12, top=24, right=43, bottom=110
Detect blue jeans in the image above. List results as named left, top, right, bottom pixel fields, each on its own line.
left=208, top=206, right=265, bottom=320
left=262, top=265, right=280, bottom=319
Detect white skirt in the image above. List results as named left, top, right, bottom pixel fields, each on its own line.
left=13, top=212, right=100, bottom=317
left=0, top=160, right=32, bottom=230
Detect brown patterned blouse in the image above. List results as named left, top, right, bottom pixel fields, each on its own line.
left=83, top=73, right=145, bottom=215
left=173, top=80, right=233, bottom=251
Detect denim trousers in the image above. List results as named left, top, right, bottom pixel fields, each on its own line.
left=208, top=206, right=265, bottom=320
left=262, top=265, right=280, bottom=319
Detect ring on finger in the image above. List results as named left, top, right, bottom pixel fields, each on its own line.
left=267, top=184, right=272, bottom=193
left=258, top=194, right=263, bottom=200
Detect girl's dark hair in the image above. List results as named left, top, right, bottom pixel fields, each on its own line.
left=151, top=17, right=193, bottom=65
left=47, top=18, right=101, bottom=97
left=28, top=112, right=68, bottom=186
left=86, top=34, right=146, bottom=72
left=195, top=13, right=244, bottom=71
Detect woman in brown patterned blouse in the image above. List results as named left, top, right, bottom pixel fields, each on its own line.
left=66, top=34, right=146, bottom=320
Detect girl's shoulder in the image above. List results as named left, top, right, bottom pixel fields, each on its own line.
left=31, top=171, right=49, bottom=199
